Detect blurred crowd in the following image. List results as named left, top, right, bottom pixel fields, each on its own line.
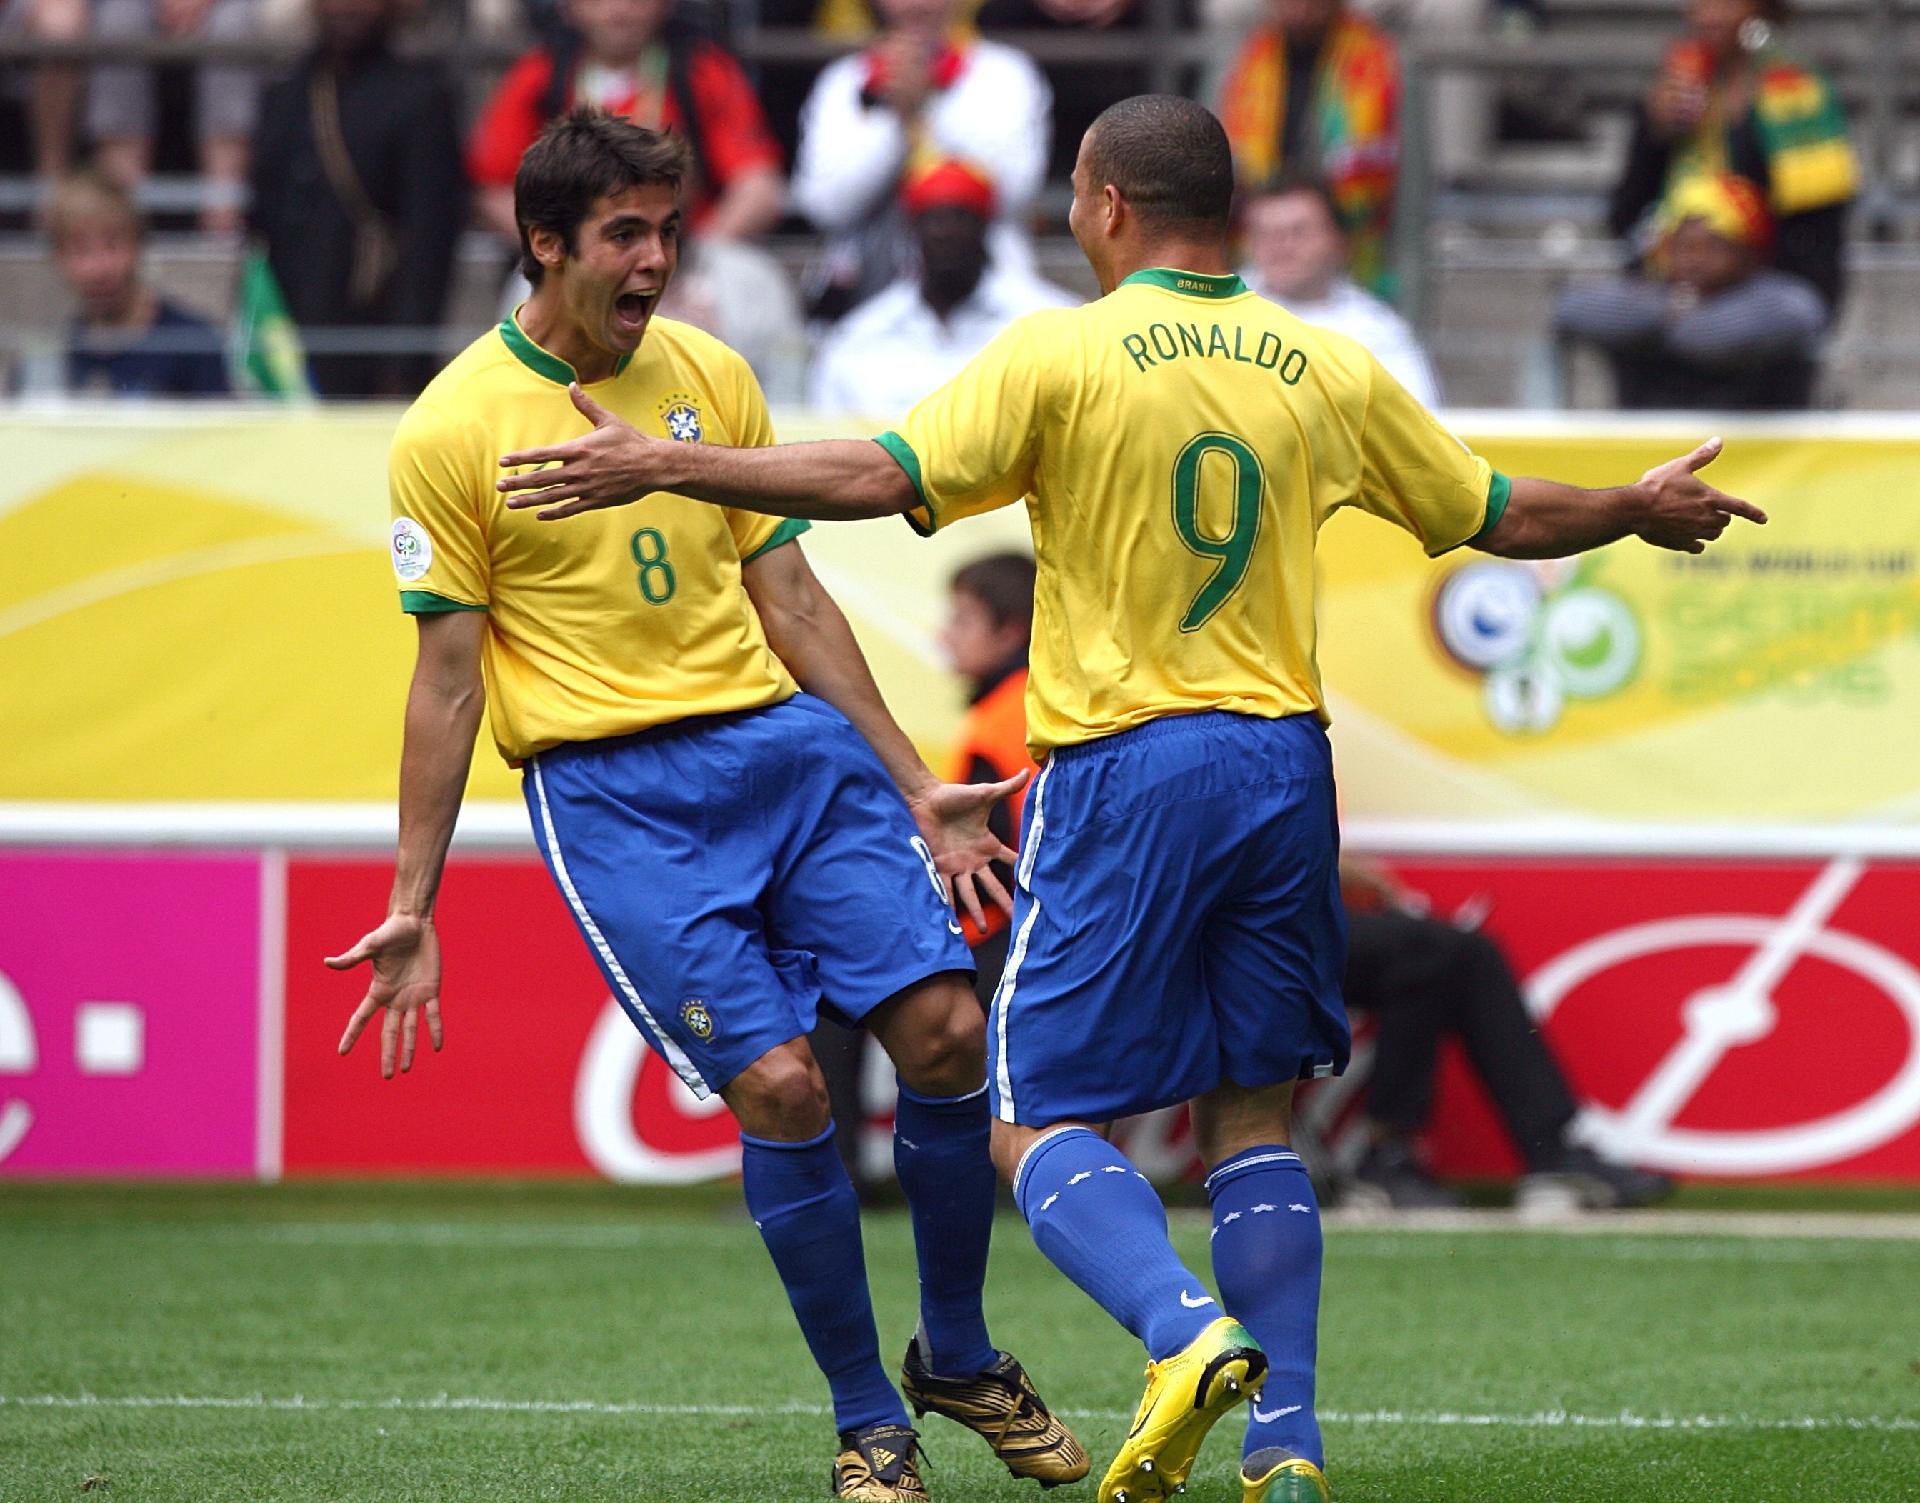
left=3, top=0, right=1867, bottom=411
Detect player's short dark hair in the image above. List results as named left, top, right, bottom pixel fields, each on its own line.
left=951, top=552, right=1036, bottom=634
left=1241, top=172, right=1345, bottom=234
left=1083, top=95, right=1235, bottom=234
left=515, top=108, right=691, bottom=284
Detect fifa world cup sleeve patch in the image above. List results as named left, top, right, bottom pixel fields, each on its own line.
left=390, top=517, right=433, bottom=581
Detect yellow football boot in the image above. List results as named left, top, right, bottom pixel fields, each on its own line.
left=1098, top=1316, right=1268, bottom=1503
left=1241, top=1446, right=1330, bottom=1502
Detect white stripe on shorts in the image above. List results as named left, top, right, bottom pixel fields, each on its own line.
left=530, top=757, right=708, bottom=1097
left=992, top=760, right=1054, bottom=1124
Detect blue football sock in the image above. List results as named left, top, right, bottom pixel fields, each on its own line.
left=1015, top=1127, right=1219, bottom=1360
left=741, top=1125, right=908, bottom=1433
left=893, top=1081, right=998, bottom=1377
left=1206, top=1146, right=1324, bottom=1468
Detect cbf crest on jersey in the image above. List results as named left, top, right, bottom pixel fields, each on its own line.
left=680, top=999, right=715, bottom=1040
left=659, top=392, right=704, bottom=444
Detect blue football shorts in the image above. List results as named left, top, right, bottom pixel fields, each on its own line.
left=525, top=692, right=972, bottom=1099
left=987, top=710, right=1349, bottom=1126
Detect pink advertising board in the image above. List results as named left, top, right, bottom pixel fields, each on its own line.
left=0, top=852, right=270, bottom=1177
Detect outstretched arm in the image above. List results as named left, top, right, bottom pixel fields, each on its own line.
left=324, top=609, right=486, bottom=1077
left=1479, top=437, right=1767, bottom=559
left=742, top=540, right=1023, bottom=926
left=497, top=384, right=915, bottom=521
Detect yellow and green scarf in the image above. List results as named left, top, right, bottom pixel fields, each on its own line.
left=1218, top=14, right=1400, bottom=298
left=1665, top=39, right=1858, bottom=215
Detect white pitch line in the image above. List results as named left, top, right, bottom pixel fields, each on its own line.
left=4, top=1394, right=1917, bottom=1434
left=1329, top=1238, right=1913, bottom=1265
left=6, top=1211, right=1918, bottom=1249
left=0, top=1222, right=736, bottom=1250
left=1312, top=1209, right=1920, bottom=1241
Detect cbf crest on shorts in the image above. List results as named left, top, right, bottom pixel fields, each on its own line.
left=680, top=998, right=716, bottom=1040
left=658, top=392, right=704, bottom=444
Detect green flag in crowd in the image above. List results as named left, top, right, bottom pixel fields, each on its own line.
left=229, top=247, right=313, bottom=398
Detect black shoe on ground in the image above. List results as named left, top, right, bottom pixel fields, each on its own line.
left=1343, top=1139, right=1465, bottom=1211
left=1515, top=1146, right=1675, bottom=1214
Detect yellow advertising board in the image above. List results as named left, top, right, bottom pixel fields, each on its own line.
left=1, top=408, right=1915, bottom=826
left=1319, top=425, right=1920, bottom=824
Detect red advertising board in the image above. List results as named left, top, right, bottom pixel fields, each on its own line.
left=1393, top=858, right=1920, bottom=1181
left=278, top=852, right=1920, bottom=1184
left=283, top=858, right=741, bottom=1178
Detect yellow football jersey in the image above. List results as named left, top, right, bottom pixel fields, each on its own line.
left=389, top=313, right=808, bottom=764
left=877, top=267, right=1509, bottom=756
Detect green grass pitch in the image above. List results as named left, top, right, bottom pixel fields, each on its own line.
left=3, top=1183, right=1918, bottom=1502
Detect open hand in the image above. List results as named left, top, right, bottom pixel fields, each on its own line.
left=1339, top=854, right=1425, bottom=916
left=874, top=33, right=935, bottom=116
left=1634, top=437, right=1767, bottom=553
left=158, top=0, right=216, bottom=35
left=906, top=770, right=1030, bottom=930
left=1647, top=71, right=1709, bottom=137
left=498, top=384, right=667, bottom=520
left=1034, top=0, right=1135, bottom=27
left=325, top=913, right=444, bottom=1078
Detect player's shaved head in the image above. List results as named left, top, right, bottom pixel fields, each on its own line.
left=1082, top=95, right=1235, bottom=233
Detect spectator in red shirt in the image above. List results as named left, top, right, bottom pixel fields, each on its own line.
left=468, top=0, right=786, bottom=245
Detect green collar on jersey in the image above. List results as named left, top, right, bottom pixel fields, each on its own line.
left=498, top=312, right=634, bottom=386
left=1119, top=268, right=1247, bottom=299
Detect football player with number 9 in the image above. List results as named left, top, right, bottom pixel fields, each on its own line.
left=494, top=96, right=1765, bottom=1503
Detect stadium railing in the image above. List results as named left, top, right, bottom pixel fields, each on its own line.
left=5, top=7, right=1919, bottom=405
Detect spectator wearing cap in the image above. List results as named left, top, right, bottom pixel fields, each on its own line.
left=1611, top=0, right=1856, bottom=316
left=1555, top=170, right=1827, bottom=410
left=469, top=0, right=786, bottom=246
left=807, top=159, right=1077, bottom=416
left=1241, top=175, right=1438, bottom=406
left=45, top=171, right=229, bottom=397
left=1216, top=0, right=1400, bottom=300
left=791, top=0, right=1051, bottom=322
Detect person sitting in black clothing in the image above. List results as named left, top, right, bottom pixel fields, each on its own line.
left=1609, top=0, right=1857, bottom=317
left=1557, top=170, right=1827, bottom=410
left=50, top=172, right=229, bottom=399
left=1340, top=857, right=1673, bottom=1213
left=249, top=0, right=467, bottom=397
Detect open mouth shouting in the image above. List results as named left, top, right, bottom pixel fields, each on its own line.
left=614, top=288, right=659, bottom=335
